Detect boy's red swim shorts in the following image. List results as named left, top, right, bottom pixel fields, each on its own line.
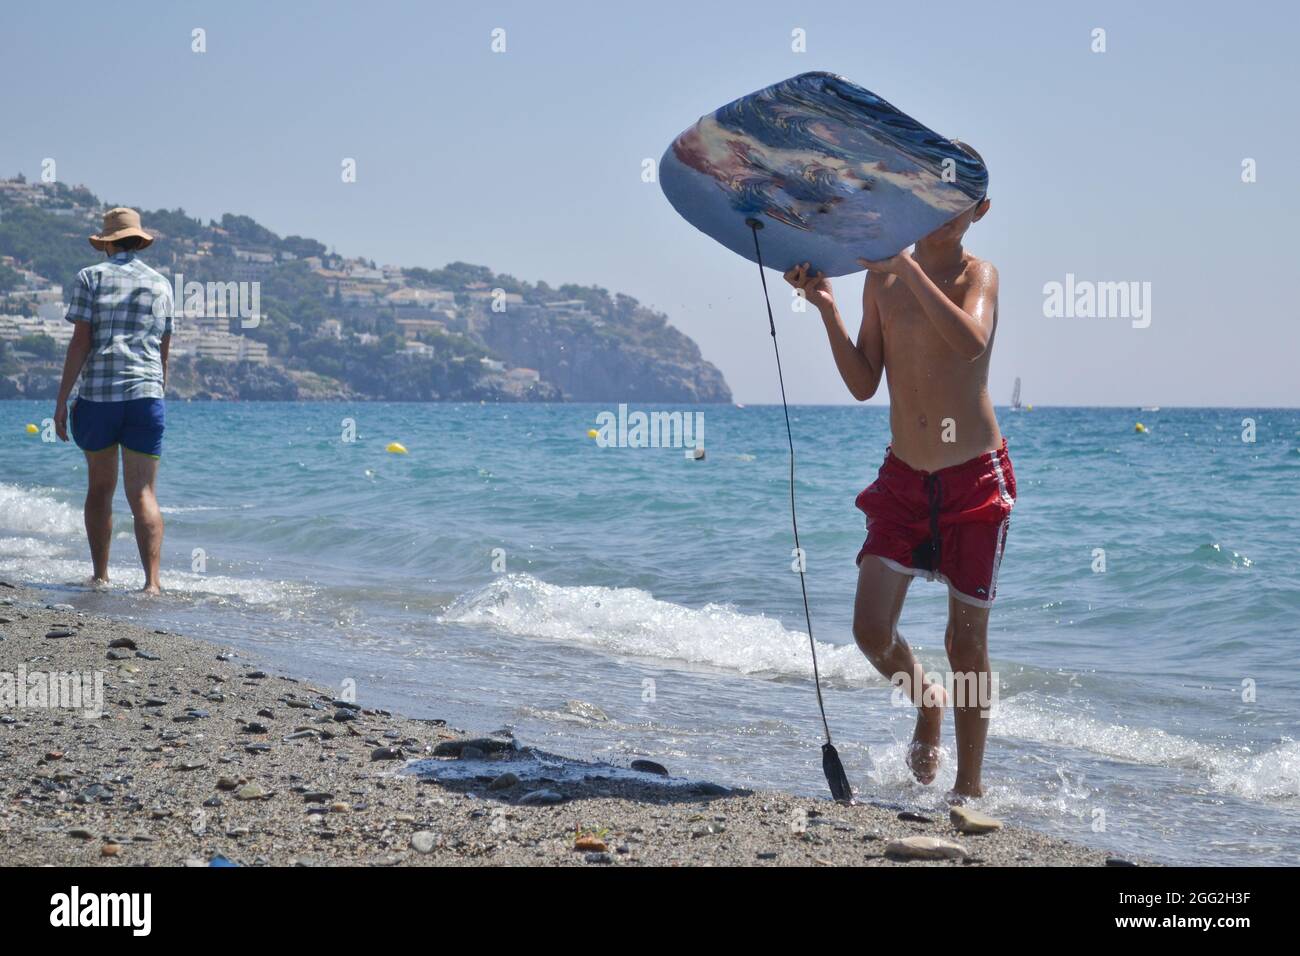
left=855, top=439, right=1016, bottom=608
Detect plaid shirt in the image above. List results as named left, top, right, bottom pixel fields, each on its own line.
left=64, top=252, right=174, bottom=402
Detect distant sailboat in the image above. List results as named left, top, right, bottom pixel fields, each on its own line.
left=1010, top=377, right=1023, bottom=412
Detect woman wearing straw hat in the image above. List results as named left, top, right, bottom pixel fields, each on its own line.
left=52, top=207, right=174, bottom=594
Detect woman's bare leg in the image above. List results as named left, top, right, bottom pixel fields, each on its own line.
left=121, top=448, right=163, bottom=594
left=82, top=447, right=118, bottom=584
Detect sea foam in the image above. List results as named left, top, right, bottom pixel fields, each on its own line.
left=440, top=572, right=877, bottom=685
left=0, top=483, right=82, bottom=536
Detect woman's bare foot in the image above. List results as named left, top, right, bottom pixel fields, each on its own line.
left=85, top=576, right=110, bottom=590
left=906, top=685, right=947, bottom=785
left=139, top=583, right=162, bottom=596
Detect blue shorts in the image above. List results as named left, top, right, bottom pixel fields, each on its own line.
left=71, top=397, right=166, bottom=458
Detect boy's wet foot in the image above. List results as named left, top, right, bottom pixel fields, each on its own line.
left=84, top=576, right=110, bottom=590
left=139, top=583, right=162, bottom=596
left=907, top=700, right=944, bottom=785
left=948, top=783, right=983, bottom=801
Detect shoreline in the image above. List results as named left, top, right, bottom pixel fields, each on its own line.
left=1, top=581, right=1130, bottom=867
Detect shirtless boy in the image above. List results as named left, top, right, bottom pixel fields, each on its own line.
left=784, top=148, right=1013, bottom=799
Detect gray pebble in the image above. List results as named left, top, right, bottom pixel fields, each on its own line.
left=517, top=788, right=564, bottom=806
left=630, top=759, right=669, bottom=776
left=431, top=737, right=515, bottom=757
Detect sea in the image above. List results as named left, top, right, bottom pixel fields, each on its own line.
left=2, top=400, right=1297, bottom=865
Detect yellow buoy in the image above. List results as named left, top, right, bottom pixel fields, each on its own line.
left=25, top=423, right=39, bottom=434
left=586, top=428, right=598, bottom=439
left=1135, top=422, right=1147, bottom=433
left=386, top=441, right=408, bottom=454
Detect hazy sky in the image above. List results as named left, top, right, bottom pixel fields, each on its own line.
left=3, top=0, right=1297, bottom=405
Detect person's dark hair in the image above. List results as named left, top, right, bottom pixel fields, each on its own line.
left=112, top=235, right=147, bottom=252
left=951, top=140, right=988, bottom=200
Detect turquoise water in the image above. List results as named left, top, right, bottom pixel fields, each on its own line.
left=3, top=400, right=1297, bottom=864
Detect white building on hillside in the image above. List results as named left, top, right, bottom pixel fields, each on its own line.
left=0, top=313, right=73, bottom=347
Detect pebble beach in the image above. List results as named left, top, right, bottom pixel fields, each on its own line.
left=0, top=582, right=1129, bottom=868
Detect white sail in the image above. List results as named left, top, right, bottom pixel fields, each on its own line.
left=1011, top=377, right=1021, bottom=409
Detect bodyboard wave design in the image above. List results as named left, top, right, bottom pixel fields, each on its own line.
left=660, top=71, right=987, bottom=276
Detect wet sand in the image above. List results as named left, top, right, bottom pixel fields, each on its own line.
left=0, top=583, right=1129, bottom=867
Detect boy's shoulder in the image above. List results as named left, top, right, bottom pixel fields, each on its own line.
left=964, top=254, right=998, bottom=287
left=863, top=251, right=999, bottom=298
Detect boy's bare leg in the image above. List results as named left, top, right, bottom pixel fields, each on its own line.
left=82, top=447, right=118, bottom=585
left=121, top=448, right=163, bottom=594
left=852, top=556, right=948, bottom=784
left=945, top=594, right=992, bottom=799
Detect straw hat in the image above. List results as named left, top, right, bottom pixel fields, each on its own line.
left=88, top=207, right=154, bottom=251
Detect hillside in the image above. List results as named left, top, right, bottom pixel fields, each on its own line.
left=0, top=176, right=731, bottom=403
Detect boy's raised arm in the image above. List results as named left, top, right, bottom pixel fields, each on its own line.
left=859, top=251, right=997, bottom=361
left=855, top=273, right=885, bottom=397
left=784, top=263, right=882, bottom=401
